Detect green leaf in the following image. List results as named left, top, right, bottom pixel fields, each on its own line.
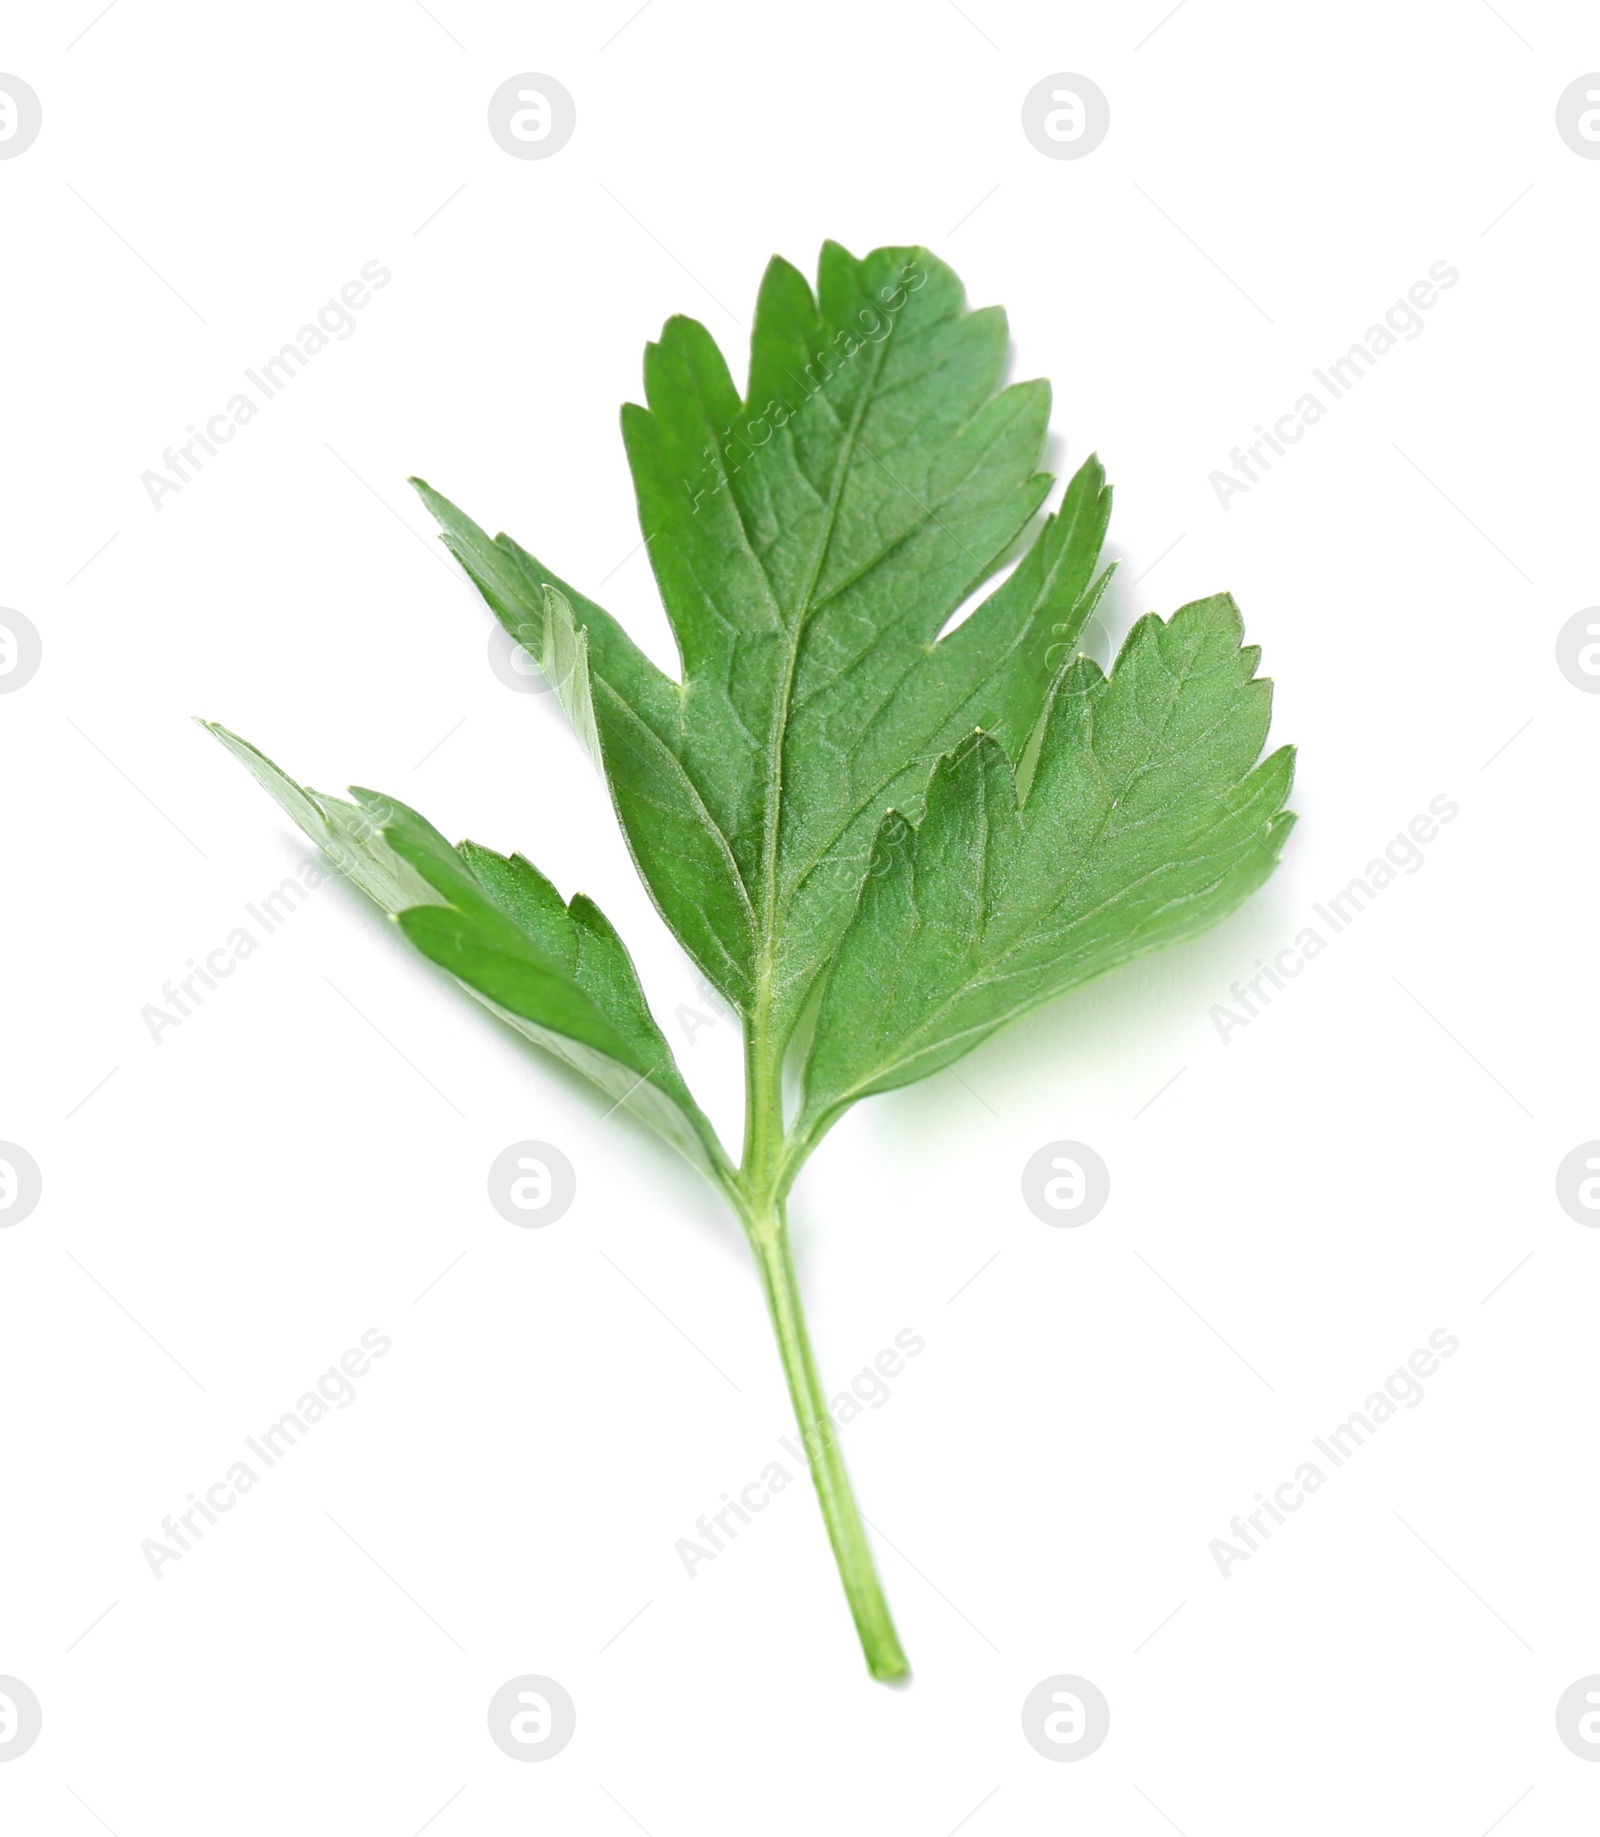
left=799, top=594, right=1295, bottom=1126
left=199, top=723, right=728, bottom=1181
left=216, top=240, right=1296, bottom=1685
left=418, top=243, right=1115, bottom=1048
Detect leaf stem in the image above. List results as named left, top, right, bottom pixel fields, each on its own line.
left=741, top=1201, right=910, bottom=1681
left=734, top=966, right=906, bottom=1677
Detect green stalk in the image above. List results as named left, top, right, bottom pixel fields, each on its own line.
left=743, top=1204, right=909, bottom=1680
left=731, top=1004, right=909, bottom=1682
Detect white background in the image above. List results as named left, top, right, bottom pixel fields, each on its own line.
left=2, top=1, right=1597, bottom=1830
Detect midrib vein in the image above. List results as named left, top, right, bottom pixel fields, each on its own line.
left=751, top=326, right=896, bottom=1013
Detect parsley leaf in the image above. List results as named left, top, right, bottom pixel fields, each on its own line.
left=211, top=241, right=1291, bottom=1683
left=801, top=595, right=1294, bottom=1134
left=201, top=724, right=729, bottom=1182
